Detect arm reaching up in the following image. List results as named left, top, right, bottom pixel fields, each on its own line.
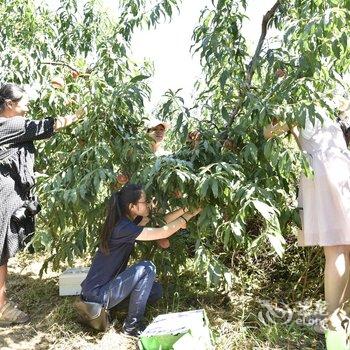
left=54, top=107, right=85, bottom=131
left=163, top=207, right=186, bottom=224
left=263, top=122, right=290, bottom=139
left=136, top=208, right=202, bottom=242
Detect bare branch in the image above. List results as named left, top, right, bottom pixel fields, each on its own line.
left=224, top=1, right=280, bottom=133
left=246, top=1, right=280, bottom=86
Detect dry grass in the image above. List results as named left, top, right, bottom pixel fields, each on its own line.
left=0, top=251, right=327, bottom=350
left=1, top=253, right=137, bottom=350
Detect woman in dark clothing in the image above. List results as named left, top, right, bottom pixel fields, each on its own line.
left=0, top=83, right=83, bottom=326
left=80, top=184, right=201, bottom=336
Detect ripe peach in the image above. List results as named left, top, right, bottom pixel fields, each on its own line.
left=51, top=76, right=65, bottom=89
left=188, top=130, right=201, bottom=141
left=116, top=173, right=129, bottom=185
left=173, top=190, right=183, bottom=199
left=276, top=68, right=286, bottom=78
left=186, top=130, right=201, bottom=149
left=71, top=71, right=79, bottom=79
left=157, top=238, right=170, bottom=249
left=223, top=139, right=235, bottom=151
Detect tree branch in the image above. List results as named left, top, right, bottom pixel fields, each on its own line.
left=246, top=1, right=280, bottom=86
left=224, top=1, right=280, bottom=132
left=40, top=61, right=79, bottom=73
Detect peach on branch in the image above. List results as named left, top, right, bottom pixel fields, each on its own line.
left=116, top=173, right=129, bottom=185
left=275, top=68, right=286, bottom=78
left=157, top=238, right=170, bottom=249
left=223, top=139, right=236, bottom=151
left=71, top=71, right=80, bottom=79
left=51, top=76, right=65, bottom=89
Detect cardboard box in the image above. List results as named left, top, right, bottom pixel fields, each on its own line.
left=139, top=309, right=214, bottom=350
left=59, top=267, right=90, bottom=296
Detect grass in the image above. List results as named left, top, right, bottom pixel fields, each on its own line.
left=0, top=247, right=328, bottom=350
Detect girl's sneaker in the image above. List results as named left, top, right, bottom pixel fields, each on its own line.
left=122, top=321, right=146, bottom=337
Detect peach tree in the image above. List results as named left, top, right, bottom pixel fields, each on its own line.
left=1, top=0, right=350, bottom=290
left=0, top=0, right=180, bottom=268
left=137, top=0, right=350, bottom=288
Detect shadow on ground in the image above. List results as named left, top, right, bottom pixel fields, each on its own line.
left=0, top=251, right=328, bottom=350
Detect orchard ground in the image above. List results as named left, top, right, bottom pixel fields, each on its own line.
left=0, top=245, right=327, bottom=350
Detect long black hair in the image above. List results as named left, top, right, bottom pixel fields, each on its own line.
left=100, top=183, right=143, bottom=254
left=0, top=83, right=25, bottom=113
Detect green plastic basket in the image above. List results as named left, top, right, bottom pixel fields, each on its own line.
left=138, top=309, right=214, bottom=350
left=325, top=329, right=350, bottom=350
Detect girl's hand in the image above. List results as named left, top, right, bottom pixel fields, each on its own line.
left=182, top=207, right=202, bottom=222
left=54, top=107, right=86, bottom=131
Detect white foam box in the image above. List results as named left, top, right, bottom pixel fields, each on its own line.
left=59, top=267, right=90, bottom=296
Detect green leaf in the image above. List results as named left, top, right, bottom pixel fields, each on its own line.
left=267, top=233, right=285, bottom=258
left=300, top=153, right=314, bottom=178
left=230, top=221, right=242, bottom=236
left=332, top=39, right=341, bottom=59
left=264, top=139, right=274, bottom=159
left=199, top=178, right=211, bottom=197
left=130, top=74, right=150, bottom=83
left=211, top=179, right=219, bottom=198
left=252, top=200, right=276, bottom=221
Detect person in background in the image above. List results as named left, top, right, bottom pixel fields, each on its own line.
left=146, top=118, right=171, bottom=157
left=146, top=118, right=182, bottom=248
left=264, top=99, right=350, bottom=332
left=117, top=118, right=182, bottom=249
left=0, top=83, right=84, bottom=326
left=80, top=183, right=201, bottom=336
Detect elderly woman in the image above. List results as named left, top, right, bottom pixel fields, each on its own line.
left=0, top=83, right=83, bottom=325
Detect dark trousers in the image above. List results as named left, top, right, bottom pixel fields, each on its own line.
left=85, top=260, right=162, bottom=328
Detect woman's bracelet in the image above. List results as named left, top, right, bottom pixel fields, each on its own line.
left=180, top=216, right=188, bottom=224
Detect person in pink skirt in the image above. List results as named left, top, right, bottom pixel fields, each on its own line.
left=264, top=102, right=350, bottom=329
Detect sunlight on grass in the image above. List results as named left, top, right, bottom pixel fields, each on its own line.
left=0, top=251, right=327, bottom=349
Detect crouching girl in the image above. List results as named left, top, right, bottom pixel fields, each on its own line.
left=80, top=183, right=201, bottom=336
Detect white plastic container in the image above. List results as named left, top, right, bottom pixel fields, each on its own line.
left=58, top=267, right=90, bottom=296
